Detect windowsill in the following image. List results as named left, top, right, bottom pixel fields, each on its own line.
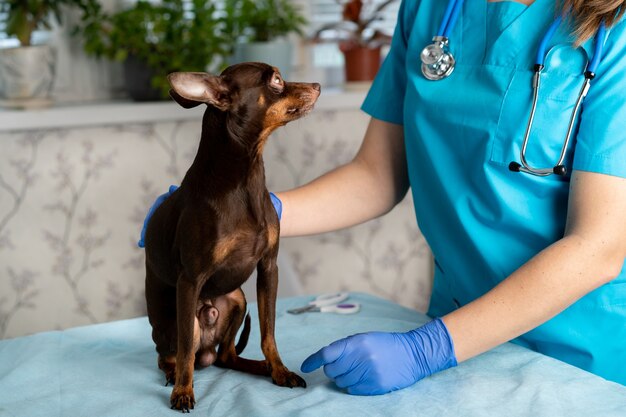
left=0, top=87, right=368, bottom=133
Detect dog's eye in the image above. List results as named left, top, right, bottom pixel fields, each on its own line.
left=271, top=74, right=283, bottom=88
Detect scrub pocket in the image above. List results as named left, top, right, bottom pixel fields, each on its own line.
left=490, top=44, right=589, bottom=174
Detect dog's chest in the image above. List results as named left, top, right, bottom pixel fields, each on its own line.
left=197, top=225, right=277, bottom=297
left=211, top=222, right=278, bottom=268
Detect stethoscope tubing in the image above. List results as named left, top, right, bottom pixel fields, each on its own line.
left=589, top=22, right=606, bottom=74
left=536, top=15, right=606, bottom=74
left=423, top=0, right=609, bottom=177
left=439, top=0, right=465, bottom=38
left=536, top=15, right=563, bottom=66
left=516, top=17, right=606, bottom=176
left=437, top=0, right=458, bottom=36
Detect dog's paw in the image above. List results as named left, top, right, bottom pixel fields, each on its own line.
left=170, top=385, right=195, bottom=413
left=272, top=368, right=307, bottom=389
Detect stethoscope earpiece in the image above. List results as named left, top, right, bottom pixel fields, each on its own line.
left=508, top=162, right=522, bottom=173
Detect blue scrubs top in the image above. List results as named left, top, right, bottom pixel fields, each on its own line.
left=362, top=0, right=626, bottom=385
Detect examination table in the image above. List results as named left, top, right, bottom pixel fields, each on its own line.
left=1, top=292, right=625, bottom=416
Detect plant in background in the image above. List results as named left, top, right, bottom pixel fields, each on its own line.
left=0, top=0, right=101, bottom=46
left=313, top=0, right=396, bottom=48
left=223, top=0, right=307, bottom=44
left=312, top=0, right=398, bottom=83
left=0, top=0, right=102, bottom=108
left=79, top=0, right=230, bottom=98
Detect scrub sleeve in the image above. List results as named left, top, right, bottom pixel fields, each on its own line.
left=572, top=19, right=626, bottom=178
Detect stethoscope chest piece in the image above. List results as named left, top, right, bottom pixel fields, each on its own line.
left=421, top=36, right=456, bottom=81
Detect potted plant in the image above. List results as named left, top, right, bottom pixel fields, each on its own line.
left=80, top=0, right=231, bottom=101
left=314, top=0, right=397, bottom=83
left=224, top=0, right=307, bottom=79
left=0, top=0, right=100, bottom=108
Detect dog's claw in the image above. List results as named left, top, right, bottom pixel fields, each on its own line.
left=170, top=386, right=195, bottom=413
left=170, top=400, right=195, bottom=413
left=170, top=404, right=188, bottom=412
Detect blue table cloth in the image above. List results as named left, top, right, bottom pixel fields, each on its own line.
left=1, top=292, right=625, bottom=417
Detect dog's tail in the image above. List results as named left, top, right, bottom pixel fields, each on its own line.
left=235, top=313, right=251, bottom=355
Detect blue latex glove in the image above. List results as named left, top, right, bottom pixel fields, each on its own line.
left=269, top=192, right=282, bottom=220
left=137, top=186, right=283, bottom=248
left=137, top=185, right=179, bottom=248
left=300, top=318, right=457, bottom=395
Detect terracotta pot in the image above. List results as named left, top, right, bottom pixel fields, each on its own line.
left=341, top=45, right=382, bottom=82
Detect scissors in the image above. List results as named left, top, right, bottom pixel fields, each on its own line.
left=287, top=292, right=361, bottom=315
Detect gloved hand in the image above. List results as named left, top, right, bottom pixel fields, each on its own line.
left=300, top=318, right=457, bottom=395
left=269, top=192, right=282, bottom=220
left=137, top=185, right=179, bottom=248
left=137, top=186, right=283, bottom=248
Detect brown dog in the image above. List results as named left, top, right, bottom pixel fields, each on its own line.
left=143, top=62, right=320, bottom=412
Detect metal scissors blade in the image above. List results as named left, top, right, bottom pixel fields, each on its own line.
left=287, top=305, right=316, bottom=314
left=313, top=303, right=361, bottom=314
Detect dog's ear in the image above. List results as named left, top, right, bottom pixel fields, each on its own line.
left=169, top=89, right=202, bottom=109
left=167, top=72, right=230, bottom=111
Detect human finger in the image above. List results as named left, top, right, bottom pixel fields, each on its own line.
left=300, top=338, right=347, bottom=373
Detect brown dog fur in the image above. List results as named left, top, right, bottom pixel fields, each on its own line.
left=143, top=62, right=320, bottom=412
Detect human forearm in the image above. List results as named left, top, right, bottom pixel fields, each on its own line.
left=443, top=234, right=622, bottom=362
left=277, top=161, right=392, bottom=237
left=277, top=118, right=408, bottom=237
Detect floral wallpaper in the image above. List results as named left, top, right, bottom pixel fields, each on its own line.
left=0, top=108, right=432, bottom=339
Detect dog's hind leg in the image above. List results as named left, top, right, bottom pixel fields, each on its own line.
left=158, top=355, right=177, bottom=386
left=214, top=303, right=271, bottom=376
left=146, top=267, right=179, bottom=386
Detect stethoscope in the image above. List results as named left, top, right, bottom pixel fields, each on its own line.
left=420, top=0, right=607, bottom=177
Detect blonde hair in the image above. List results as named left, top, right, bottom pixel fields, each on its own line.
left=562, top=0, right=625, bottom=45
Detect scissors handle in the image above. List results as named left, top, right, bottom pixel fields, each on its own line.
left=286, top=292, right=352, bottom=314
left=310, top=292, right=349, bottom=307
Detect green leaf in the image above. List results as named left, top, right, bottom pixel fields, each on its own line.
left=114, top=49, right=128, bottom=62
left=223, top=0, right=307, bottom=42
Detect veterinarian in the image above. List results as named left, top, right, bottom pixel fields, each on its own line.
left=284, top=0, right=626, bottom=393
left=141, top=0, right=626, bottom=395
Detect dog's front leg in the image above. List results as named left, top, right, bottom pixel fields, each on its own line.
left=256, top=252, right=306, bottom=388
left=171, top=276, right=199, bottom=412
